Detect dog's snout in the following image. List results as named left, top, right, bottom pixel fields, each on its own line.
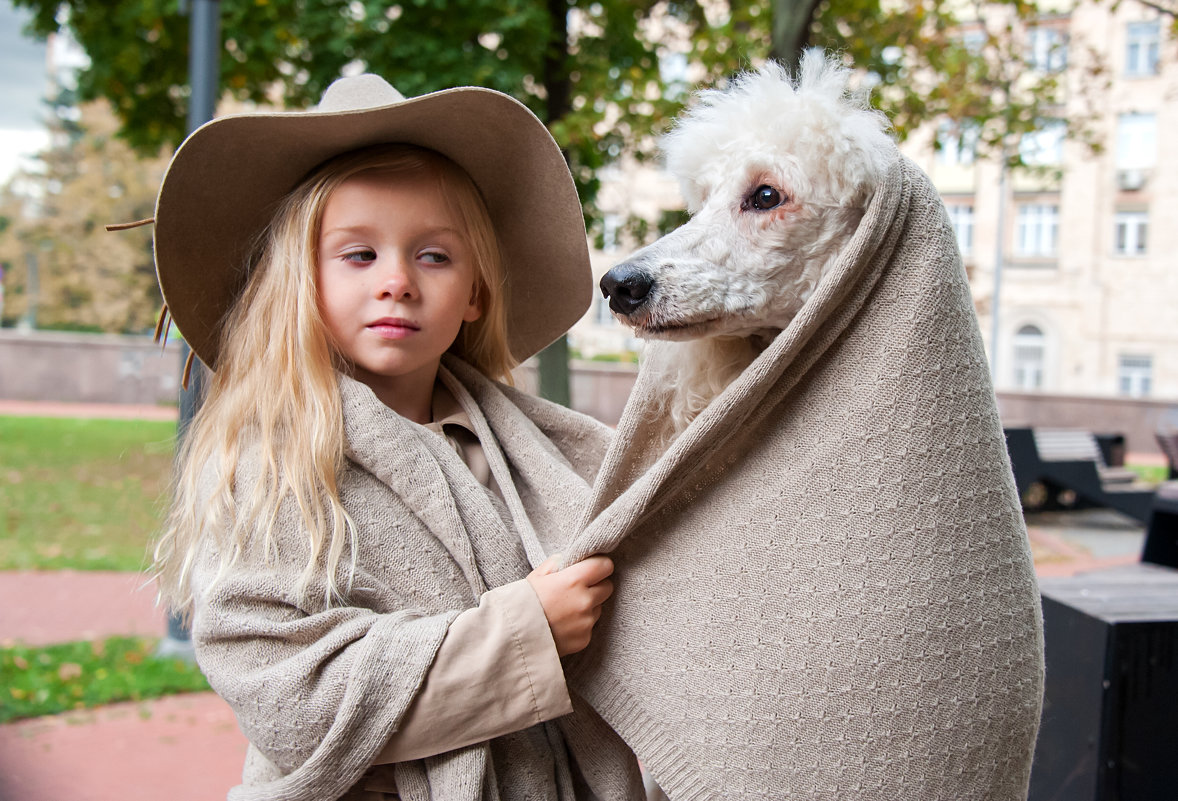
left=600, top=263, right=654, bottom=316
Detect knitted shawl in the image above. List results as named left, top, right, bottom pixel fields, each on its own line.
left=558, top=156, right=1045, bottom=800
left=189, top=358, right=644, bottom=801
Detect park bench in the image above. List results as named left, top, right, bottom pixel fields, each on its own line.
left=1004, top=427, right=1156, bottom=523
left=1141, top=426, right=1178, bottom=569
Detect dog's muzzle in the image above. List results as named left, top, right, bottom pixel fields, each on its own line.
left=600, top=262, right=654, bottom=316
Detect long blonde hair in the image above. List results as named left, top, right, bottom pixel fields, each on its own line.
left=154, top=144, right=515, bottom=618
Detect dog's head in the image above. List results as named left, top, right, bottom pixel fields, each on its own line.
left=601, top=51, right=898, bottom=340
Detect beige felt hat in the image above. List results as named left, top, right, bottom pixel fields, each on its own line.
left=151, top=74, right=591, bottom=369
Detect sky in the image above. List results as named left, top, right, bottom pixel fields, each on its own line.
left=0, top=0, right=86, bottom=184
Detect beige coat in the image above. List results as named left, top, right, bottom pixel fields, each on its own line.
left=559, top=155, right=1046, bottom=800
left=190, top=358, right=644, bottom=801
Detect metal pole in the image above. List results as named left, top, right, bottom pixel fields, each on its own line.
left=989, top=158, right=1008, bottom=386
left=159, top=0, right=220, bottom=660
left=537, top=337, right=572, bottom=407
left=19, top=252, right=38, bottom=331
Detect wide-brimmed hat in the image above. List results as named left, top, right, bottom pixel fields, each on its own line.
left=151, top=74, right=591, bottom=369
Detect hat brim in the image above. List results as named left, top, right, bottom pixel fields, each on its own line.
left=154, top=87, right=590, bottom=369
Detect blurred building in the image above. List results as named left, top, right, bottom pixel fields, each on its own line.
left=903, top=2, right=1176, bottom=400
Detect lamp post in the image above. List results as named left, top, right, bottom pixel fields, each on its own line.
left=18, top=252, right=38, bottom=331
left=158, top=0, right=220, bottom=660
left=989, top=155, right=1008, bottom=387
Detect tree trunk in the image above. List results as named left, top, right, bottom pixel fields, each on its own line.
left=537, top=0, right=573, bottom=407
left=769, top=0, right=823, bottom=71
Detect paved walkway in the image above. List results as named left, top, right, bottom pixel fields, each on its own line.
left=0, top=399, right=177, bottom=421
left=0, top=571, right=165, bottom=647
left=0, top=508, right=1150, bottom=801
left=0, top=694, right=246, bottom=801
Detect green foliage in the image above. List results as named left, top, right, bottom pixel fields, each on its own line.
left=0, top=636, right=209, bottom=723
left=0, top=98, right=169, bottom=334
left=0, top=416, right=176, bottom=571
left=12, top=0, right=683, bottom=217
left=11, top=0, right=1107, bottom=238
left=1127, top=463, right=1168, bottom=485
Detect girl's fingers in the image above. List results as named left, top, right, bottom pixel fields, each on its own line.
left=588, top=579, right=614, bottom=606
left=566, top=555, right=614, bottom=585
left=531, top=554, right=562, bottom=577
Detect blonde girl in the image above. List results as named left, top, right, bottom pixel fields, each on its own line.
left=147, top=75, right=644, bottom=801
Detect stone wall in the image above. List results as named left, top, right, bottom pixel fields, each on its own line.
left=3, top=331, right=1174, bottom=459
left=0, top=330, right=182, bottom=406
left=997, top=390, right=1178, bottom=462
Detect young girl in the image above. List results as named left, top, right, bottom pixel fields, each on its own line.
left=148, top=75, right=645, bottom=800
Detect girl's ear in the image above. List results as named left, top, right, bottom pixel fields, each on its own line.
left=463, top=281, right=483, bottom=323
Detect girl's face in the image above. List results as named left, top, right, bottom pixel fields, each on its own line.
left=317, top=171, right=482, bottom=412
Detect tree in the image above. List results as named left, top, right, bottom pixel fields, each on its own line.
left=9, top=0, right=1093, bottom=210
left=0, top=96, right=169, bottom=333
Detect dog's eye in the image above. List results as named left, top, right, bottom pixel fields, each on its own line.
left=749, top=185, right=784, bottom=211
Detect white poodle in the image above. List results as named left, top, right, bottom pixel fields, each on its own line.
left=600, top=51, right=898, bottom=435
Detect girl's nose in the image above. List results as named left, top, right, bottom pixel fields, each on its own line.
left=376, top=260, right=417, bottom=300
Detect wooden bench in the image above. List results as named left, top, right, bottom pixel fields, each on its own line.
left=1005, top=427, right=1156, bottom=523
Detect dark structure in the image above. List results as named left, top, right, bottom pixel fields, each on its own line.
left=1005, top=427, right=1155, bottom=523
left=1031, top=565, right=1178, bottom=801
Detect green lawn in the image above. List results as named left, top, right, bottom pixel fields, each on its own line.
left=1127, top=463, right=1169, bottom=485
left=0, top=636, right=209, bottom=723
left=0, top=416, right=177, bottom=571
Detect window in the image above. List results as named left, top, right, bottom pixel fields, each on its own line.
left=1012, top=325, right=1045, bottom=390
left=1114, top=211, right=1148, bottom=255
left=1019, top=122, right=1065, bottom=167
left=1116, top=113, right=1157, bottom=170
left=1015, top=204, right=1059, bottom=257
left=1118, top=354, right=1152, bottom=397
left=1125, top=20, right=1160, bottom=77
left=946, top=204, right=975, bottom=254
left=962, top=29, right=987, bottom=53
left=935, top=121, right=978, bottom=166
left=594, top=295, right=616, bottom=326
left=1029, top=27, right=1068, bottom=72
left=600, top=213, right=622, bottom=252
left=659, top=52, right=689, bottom=100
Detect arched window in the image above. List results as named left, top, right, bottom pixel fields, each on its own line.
left=1012, top=325, right=1045, bottom=390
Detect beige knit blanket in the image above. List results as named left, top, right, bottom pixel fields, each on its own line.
left=559, top=156, right=1045, bottom=800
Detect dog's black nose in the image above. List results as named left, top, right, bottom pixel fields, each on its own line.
left=600, top=263, right=654, bottom=315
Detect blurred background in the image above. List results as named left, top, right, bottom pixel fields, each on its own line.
left=0, top=0, right=1175, bottom=798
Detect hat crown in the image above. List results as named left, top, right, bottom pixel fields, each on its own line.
left=317, top=74, right=406, bottom=113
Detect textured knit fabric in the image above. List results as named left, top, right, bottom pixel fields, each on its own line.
left=189, top=357, right=645, bottom=801
left=558, top=156, right=1045, bottom=800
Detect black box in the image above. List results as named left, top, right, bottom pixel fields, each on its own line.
left=1031, top=565, right=1178, bottom=801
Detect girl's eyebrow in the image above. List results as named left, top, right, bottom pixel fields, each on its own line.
left=321, top=223, right=463, bottom=238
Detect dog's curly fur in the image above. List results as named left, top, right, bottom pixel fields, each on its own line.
left=601, top=51, right=898, bottom=435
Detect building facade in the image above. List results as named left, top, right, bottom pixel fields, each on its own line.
left=907, top=1, right=1176, bottom=400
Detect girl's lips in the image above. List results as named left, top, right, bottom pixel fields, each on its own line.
left=367, top=318, right=420, bottom=339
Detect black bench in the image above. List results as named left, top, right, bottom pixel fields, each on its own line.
left=1005, top=427, right=1156, bottom=523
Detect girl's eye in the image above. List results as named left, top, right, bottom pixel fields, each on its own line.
left=342, top=249, right=376, bottom=264
left=746, top=184, right=786, bottom=211
left=420, top=251, right=450, bottom=264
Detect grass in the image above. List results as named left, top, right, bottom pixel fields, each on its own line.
left=1126, top=463, right=1169, bottom=485
left=0, top=636, right=209, bottom=723
left=0, top=416, right=177, bottom=571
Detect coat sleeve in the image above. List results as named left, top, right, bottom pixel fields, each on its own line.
left=374, top=577, right=573, bottom=764
left=190, top=551, right=457, bottom=801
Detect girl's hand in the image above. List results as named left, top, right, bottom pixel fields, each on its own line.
left=526, top=554, right=615, bottom=657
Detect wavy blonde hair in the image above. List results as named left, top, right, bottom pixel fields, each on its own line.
left=154, top=144, right=515, bottom=618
